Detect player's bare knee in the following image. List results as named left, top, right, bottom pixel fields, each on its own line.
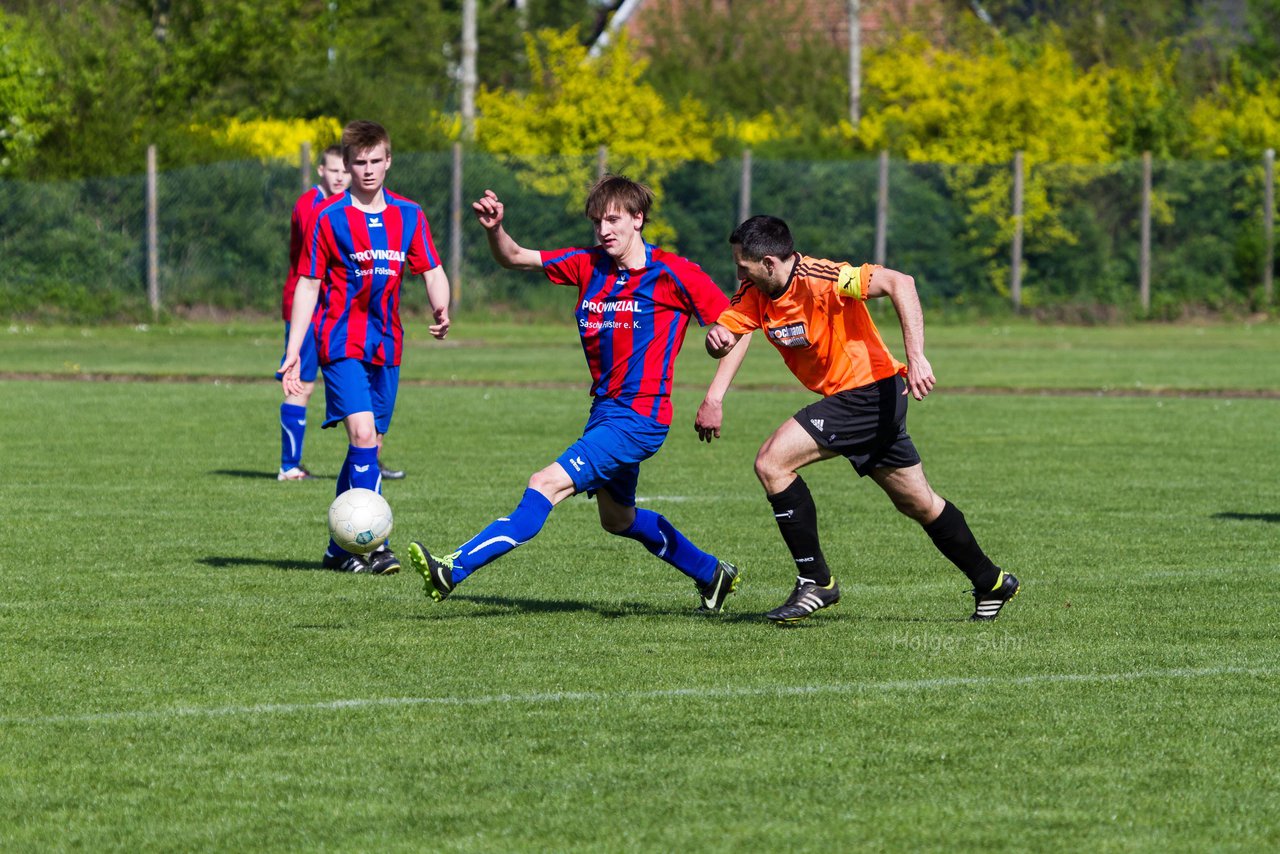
left=754, top=448, right=786, bottom=491
left=893, top=496, right=931, bottom=522
left=347, top=426, right=378, bottom=447
left=890, top=489, right=943, bottom=524
left=527, top=470, right=553, bottom=493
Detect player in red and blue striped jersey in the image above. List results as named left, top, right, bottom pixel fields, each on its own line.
left=408, top=175, right=752, bottom=614
left=275, top=144, right=349, bottom=482
left=280, top=120, right=450, bottom=574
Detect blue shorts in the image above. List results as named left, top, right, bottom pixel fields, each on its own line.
left=320, top=358, right=399, bottom=434
left=556, top=397, right=669, bottom=507
left=275, top=322, right=319, bottom=383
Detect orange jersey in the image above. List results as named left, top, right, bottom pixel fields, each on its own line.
left=718, top=255, right=906, bottom=396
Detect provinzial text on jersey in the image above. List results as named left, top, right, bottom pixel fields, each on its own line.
left=580, top=298, right=639, bottom=314
left=348, top=248, right=407, bottom=263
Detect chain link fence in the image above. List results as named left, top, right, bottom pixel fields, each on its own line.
left=1, top=148, right=1274, bottom=321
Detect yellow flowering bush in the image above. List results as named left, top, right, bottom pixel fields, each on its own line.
left=1188, top=73, right=1280, bottom=159
left=191, top=116, right=344, bottom=162
left=856, top=34, right=1113, bottom=298
left=476, top=29, right=716, bottom=243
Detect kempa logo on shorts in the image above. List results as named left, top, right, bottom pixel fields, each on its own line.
left=569, top=456, right=585, bottom=472
left=810, top=418, right=825, bottom=431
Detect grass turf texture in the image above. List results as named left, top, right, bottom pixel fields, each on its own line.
left=2, top=318, right=1278, bottom=851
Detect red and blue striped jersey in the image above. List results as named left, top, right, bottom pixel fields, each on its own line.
left=301, top=190, right=441, bottom=366
left=282, top=185, right=327, bottom=321
left=541, top=242, right=729, bottom=425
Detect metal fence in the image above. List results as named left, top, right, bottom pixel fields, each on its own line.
left=1, top=146, right=1275, bottom=320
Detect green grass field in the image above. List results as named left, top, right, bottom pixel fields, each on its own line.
left=2, top=317, right=1278, bottom=851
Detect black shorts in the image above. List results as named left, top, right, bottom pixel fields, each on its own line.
left=794, top=375, right=921, bottom=477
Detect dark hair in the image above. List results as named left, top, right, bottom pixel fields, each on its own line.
left=321, top=143, right=344, bottom=162
left=584, top=174, right=654, bottom=225
left=729, top=215, right=794, bottom=261
left=342, top=120, right=391, bottom=162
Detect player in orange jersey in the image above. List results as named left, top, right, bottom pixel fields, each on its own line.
left=698, top=215, right=1018, bottom=624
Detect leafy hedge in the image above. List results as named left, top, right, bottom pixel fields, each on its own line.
left=1, top=151, right=1274, bottom=322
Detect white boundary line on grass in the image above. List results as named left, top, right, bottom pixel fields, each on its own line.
left=10, top=665, right=1275, bottom=727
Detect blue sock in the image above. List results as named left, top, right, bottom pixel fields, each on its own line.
left=280, top=403, right=307, bottom=470
left=452, top=488, right=554, bottom=583
left=617, top=508, right=718, bottom=583
left=328, top=445, right=381, bottom=557
left=336, top=444, right=380, bottom=493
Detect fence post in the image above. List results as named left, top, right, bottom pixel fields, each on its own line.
left=1010, top=150, right=1023, bottom=310
left=738, top=148, right=752, bottom=225
left=597, top=145, right=608, bottom=179
left=147, top=144, right=159, bottom=317
left=1264, top=148, right=1275, bottom=305
left=300, top=141, right=311, bottom=191
left=1140, top=151, right=1152, bottom=313
left=450, top=142, right=464, bottom=306
left=875, top=149, right=889, bottom=266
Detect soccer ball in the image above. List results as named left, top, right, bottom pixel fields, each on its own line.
left=327, top=488, right=393, bottom=555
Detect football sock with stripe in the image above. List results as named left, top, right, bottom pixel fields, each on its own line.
left=767, top=476, right=832, bottom=587
left=327, top=445, right=382, bottom=557
left=279, top=403, right=307, bottom=470
left=616, top=508, right=718, bottom=584
left=922, top=500, right=1001, bottom=590
left=451, top=488, right=554, bottom=583
left=337, top=444, right=381, bottom=493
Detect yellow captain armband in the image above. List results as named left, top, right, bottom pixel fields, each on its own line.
left=835, top=264, right=866, bottom=300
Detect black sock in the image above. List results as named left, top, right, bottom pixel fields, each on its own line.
left=766, top=476, right=831, bottom=586
left=923, top=500, right=1000, bottom=589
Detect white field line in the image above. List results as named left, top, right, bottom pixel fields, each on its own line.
left=7, top=666, right=1275, bottom=727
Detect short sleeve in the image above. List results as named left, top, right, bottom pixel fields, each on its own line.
left=716, top=283, right=762, bottom=333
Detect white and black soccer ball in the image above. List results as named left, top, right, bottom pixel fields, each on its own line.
left=327, top=488, right=393, bottom=555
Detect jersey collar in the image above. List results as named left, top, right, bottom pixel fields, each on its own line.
left=612, top=241, right=655, bottom=274
left=771, top=252, right=802, bottom=301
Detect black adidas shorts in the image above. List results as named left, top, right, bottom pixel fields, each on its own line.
left=793, top=374, right=921, bottom=477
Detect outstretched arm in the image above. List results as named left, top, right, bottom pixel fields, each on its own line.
left=865, top=267, right=935, bottom=400
left=472, top=189, right=543, bottom=271
left=695, top=325, right=750, bottom=442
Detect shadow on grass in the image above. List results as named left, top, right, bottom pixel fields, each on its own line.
left=1213, top=511, right=1280, bottom=523
left=407, top=593, right=775, bottom=624
left=199, top=556, right=325, bottom=572
left=211, top=469, right=316, bottom=480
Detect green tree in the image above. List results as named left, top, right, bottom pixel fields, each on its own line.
left=1105, top=47, right=1194, bottom=158
left=18, top=3, right=165, bottom=178
left=970, top=1, right=1242, bottom=91
left=0, top=10, right=63, bottom=175
left=1238, top=0, right=1280, bottom=82
left=640, top=0, right=847, bottom=123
